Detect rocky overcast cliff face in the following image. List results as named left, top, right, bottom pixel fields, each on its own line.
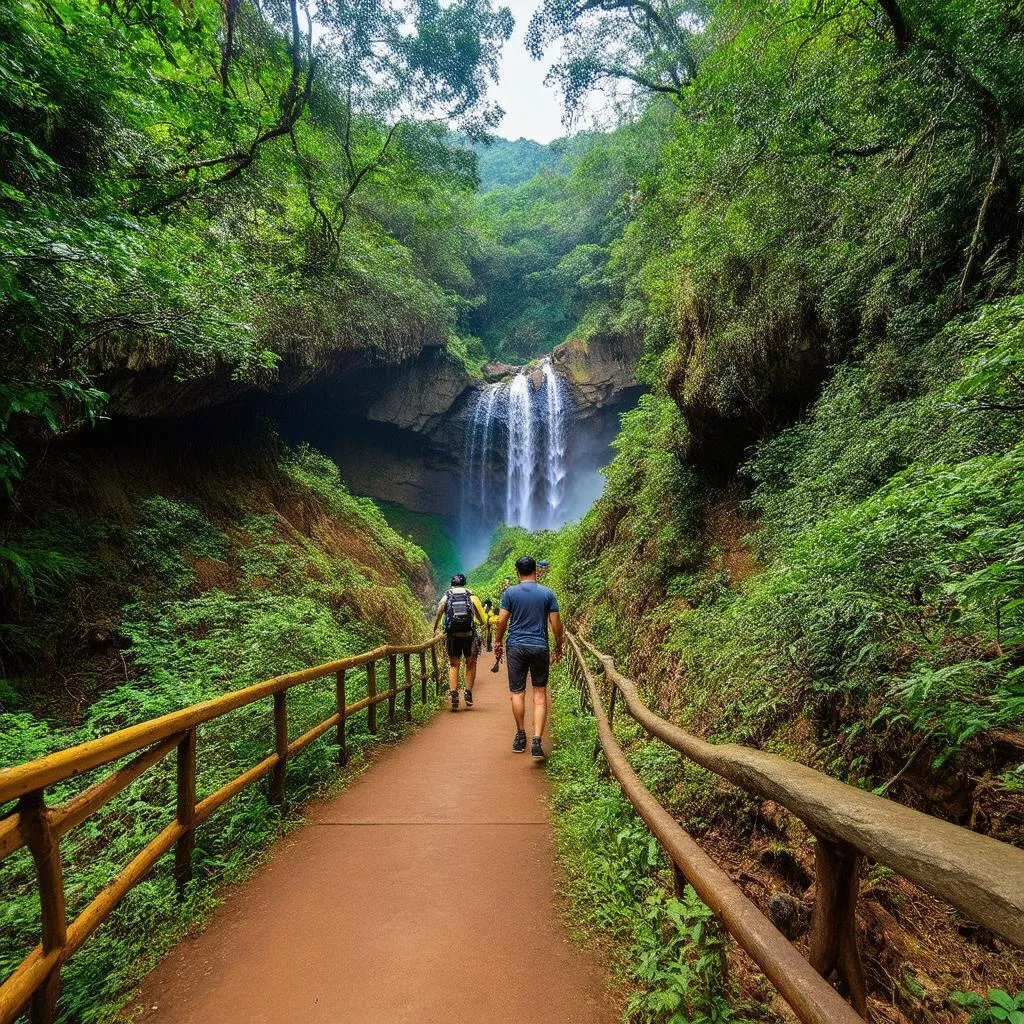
left=84, top=331, right=642, bottom=523
left=273, top=334, right=644, bottom=517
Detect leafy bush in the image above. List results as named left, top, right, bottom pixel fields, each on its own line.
left=952, top=989, right=1024, bottom=1024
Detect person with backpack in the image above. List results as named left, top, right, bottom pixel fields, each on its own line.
left=482, top=598, right=499, bottom=651
left=433, top=574, right=486, bottom=711
left=493, top=555, right=563, bottom=759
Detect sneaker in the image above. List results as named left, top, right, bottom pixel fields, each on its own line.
left=512, top=729, right=527, bottom=753
left=450, top=691, right=459, bottom=712
left=464, top=689, right=474, bottom=708
left=531, top=737, right=545, bottom=761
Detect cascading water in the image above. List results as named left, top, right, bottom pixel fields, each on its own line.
left=505, top=372, right=536, bottom=529
left=462, top=358, right=572, bottom=537
left=478, top=383, right=501, bottom=513
left=542, top=359, right=568, bottom=522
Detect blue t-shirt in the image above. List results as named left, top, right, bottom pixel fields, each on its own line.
left=500, top=582, right=560, bottom=649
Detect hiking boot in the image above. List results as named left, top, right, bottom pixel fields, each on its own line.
left=512, top=729, right=527, bottom=753
left=531, top=737, right=545, bottom=761
left=450, top=691, right=459, bottom=712
left=464, top=688, right=474, bottom=708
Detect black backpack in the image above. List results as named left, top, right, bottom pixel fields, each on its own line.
left=444, top=589, right=475, bottom=636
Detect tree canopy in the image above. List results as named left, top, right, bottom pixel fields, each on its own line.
left=0, top=0, right=513, bottom=496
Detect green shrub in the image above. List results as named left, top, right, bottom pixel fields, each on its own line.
left=548, top=671, right=756, bottom=1023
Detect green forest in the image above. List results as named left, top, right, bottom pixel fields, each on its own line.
left=2, top=0, right=1024, bottom=1018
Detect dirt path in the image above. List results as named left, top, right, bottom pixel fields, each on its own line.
left=132, top=661, right=614, bottom=1024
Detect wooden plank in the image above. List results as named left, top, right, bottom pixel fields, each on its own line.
left=194, top=755, right=278, bottom=824
left=270, top=692, right=288, bottom=805
left=0, top=813, right=21, bottom=860
left=574, top=633, right=1024, bottom=949
left=287, top=713, right=340, bottom=758
left=0, top=948, right=61, bottom=1024
left=430, top=643, right=440, bottom=695
left=568, top=637, right=864, bottom=1024
left=336, top=669, right=348, bottom=766
left=419, top=650, right=428, bottom=704
left=174, top=728, right=197, bottom=892
left=65, top=819, right=186, bottom=958
left=18, top=791, right=66, bottom=1024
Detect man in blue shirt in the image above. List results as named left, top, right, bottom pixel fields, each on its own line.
left=494, top=555, right=564, bottom=760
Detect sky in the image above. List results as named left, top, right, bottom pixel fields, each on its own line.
left=492, top=0, right=567, bottom=143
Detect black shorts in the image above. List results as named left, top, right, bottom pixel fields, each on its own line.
left=446, top=633, right=481, bottom=660
left=506, top=645, right=550, bottom=693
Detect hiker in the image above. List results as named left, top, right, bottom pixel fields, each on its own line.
left=493, top=555, right=563, bottom=760
left=482, top=598, right=499, bottom=651
left=433, top=574, right=486, bottom=711
left=536, top=560, right=550, bottom=581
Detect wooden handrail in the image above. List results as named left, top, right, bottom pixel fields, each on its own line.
left=572, top=633, right=1024, bottom=948
left=0, top=634, right=445, bottom=1024
left=566, top=632, right=1024, bottom=1021
left=566, top=635, right=863, bottom=1024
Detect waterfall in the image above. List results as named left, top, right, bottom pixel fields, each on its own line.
left=462, top=358, right=572, bottom=536
left=479, top=383, right=501, bottom=514
left=542, top=360, right=568, bottom=522
left=505, top=372, right=536, bottom=529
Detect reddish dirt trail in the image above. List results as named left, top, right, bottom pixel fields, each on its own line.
left=132, top=662, right=614, bottom=1024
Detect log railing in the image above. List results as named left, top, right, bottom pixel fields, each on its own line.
left=565, top=632, right=1024, bottom=1023
left=0, top=636, right=444, bottom=1024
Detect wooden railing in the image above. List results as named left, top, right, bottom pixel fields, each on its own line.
left=0, top=635, right=444, bottom=1024
left=565, top=632, right=1024, bottom=1024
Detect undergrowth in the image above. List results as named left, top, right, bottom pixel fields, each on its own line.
left=552, top=299, right=1024, bottom=799
left=0, top=441, right=435, bottom=1022
left=547, top=670, right=762, bottom=1024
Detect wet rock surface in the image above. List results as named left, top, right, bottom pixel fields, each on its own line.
left=552, top=332, right=643, bottom=417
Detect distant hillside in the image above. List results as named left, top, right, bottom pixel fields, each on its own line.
left=473, top=137, right=558, bottom=190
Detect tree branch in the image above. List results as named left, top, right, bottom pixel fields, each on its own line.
left=875, top=0, right=911, bottom=52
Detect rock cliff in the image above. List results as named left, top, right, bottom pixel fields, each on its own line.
left=552, top=332, right=643, bottom=417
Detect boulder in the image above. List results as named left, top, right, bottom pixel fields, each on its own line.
left=552, top=332, right=642, bottom=417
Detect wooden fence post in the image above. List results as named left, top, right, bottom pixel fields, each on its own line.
left=403, top=653, right=413, bottom=720
left=336, top=669, right=348, bottom=766
left=19, top=790, right=67, bottom=1024
left=174, top=728, right=197, bottom=891
left=430, top=643, right=441, bottom=695
left=367, top=661, right=377, bottom=735
left=387, top=654, right=398, bottom=725
left=270, top=692, right=288, bottom=805
left=673, top=861, right=688, bottom=899
left=419, top=649, right=428, bottom=704
left=809, top=838, right=868, bottom=1018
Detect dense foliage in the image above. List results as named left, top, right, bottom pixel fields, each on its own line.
left=0, top=0, right=514, bottom=531
left=471, top=135, right=560, bottom=189
left=465, top=118, right=667, bottom=360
